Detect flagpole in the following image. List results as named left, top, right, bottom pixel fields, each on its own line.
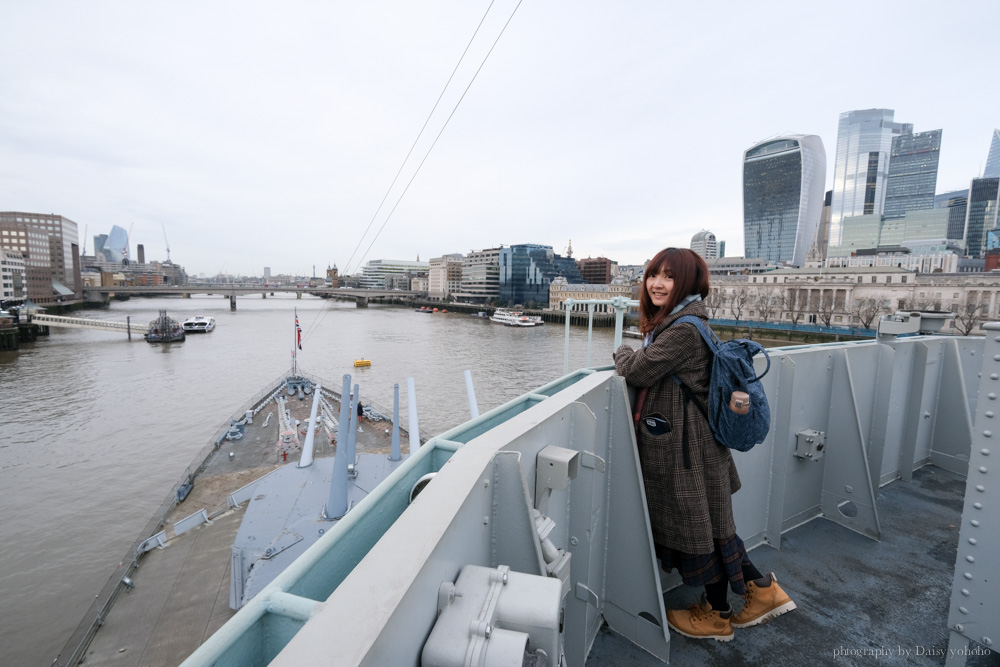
left=293, top=307, right=298, bottom=376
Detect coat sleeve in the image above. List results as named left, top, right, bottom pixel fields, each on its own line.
left=614, top=323, right=704, bottom=388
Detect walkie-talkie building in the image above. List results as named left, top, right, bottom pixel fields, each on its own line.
left=742, top=134, right=826, bottom=267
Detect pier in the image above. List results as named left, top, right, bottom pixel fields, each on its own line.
left=28, top=313, right=150, bottom=337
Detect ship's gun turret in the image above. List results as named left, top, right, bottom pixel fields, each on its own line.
left=877, top=310, right=955, bottom=342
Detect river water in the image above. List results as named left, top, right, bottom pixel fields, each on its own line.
left=0, top=295, right=628, bottom=666
left=0, top=295, right=794, bottom=665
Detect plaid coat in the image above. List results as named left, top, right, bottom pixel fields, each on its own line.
left=614, top=300, right=741, bottom=555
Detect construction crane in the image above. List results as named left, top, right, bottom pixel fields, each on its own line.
left=81, top=224, right=87, bottom=256
left=161, top=223, right=171, bottom=262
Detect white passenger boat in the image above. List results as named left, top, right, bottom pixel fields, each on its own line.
left=489, top=308, right=538, bottom=327
left=182, top=316, right=216, bottom=333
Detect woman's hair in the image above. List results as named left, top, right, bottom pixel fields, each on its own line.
left=639, top=248, right=710, bottom=333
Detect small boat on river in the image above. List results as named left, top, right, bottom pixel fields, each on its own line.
left=489, top=308, right=538, bottom=327
left=182, top=316, right=216, bottom=333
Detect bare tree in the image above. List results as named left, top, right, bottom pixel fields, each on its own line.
left=954, top=300, right=986, bottom=336
left=852, top=296, right=887, bottom=329
left=705, top=288, right=727, bottom=319
left=784, top=289, right=805, bottom=325
left=816, top=293, right=837, bottom=327
left=753, top=287, right=778, bottom=323
left=729, top=287, right=750, bottom=323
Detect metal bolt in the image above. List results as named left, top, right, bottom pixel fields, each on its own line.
left=991, top=393, right=998, bottom=400
left=975, top=502, right=983, bottom=509
left=485, top=625, right=492, bottom=639
left=985, top=431, right=993, bottom=437
left=969, top=538, right=978, bottom=545
left=984, top=637, right=992, bottom=646
left=845, top=485, right=853, bottom=493
left=987, top=412, right=995, bottom=419
left=992, top=374, right=999, bottom=381
left=980, top=466, right=989, bottom=474
left=961, top=588, right=970, bottom=596
left=984, top=449, right=992, bottom=456
left=967, top=555, right=975, bottom=563
left=977, top=485, right=986, bottom=492
left=972, top=520, right=980, bottom=527
left=960, top=606, right=969, bottom=614
left=483, top=516, right=489, bottom=525
left=964, top=572, right=973, bottom=580
left=955, top=624, right=964, bottom=632
left=995, top=354, right=1000, bottom=361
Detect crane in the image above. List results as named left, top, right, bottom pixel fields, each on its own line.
left=161, top=223, right=171, bottom=262
left=81, top=224, right=87, bottom=256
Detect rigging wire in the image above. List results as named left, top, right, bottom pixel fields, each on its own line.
left=303, top=0, right=523, bottom=343
left=340, top=0, right=500, bottom=278
left=347, top=0, right=525, bottom=276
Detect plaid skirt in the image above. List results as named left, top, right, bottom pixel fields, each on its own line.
left=655, top=533, right=750, bottom=596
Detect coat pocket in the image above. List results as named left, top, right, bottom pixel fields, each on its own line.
left=641, top=413, right=672, bottom=436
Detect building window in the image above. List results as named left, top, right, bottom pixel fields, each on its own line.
left=886, top=276, right=892, bottom=284
left=871, top=276, right=877, bottom=283
left=901, top=276, right=907, bottom=284
left=858, top=277, right=863, bottom=283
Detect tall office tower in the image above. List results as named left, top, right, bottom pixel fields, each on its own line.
left=137, top=244, right=145, bottom=264
left=828, top=109, right=912, bottom=247
left=689, top=230, right=718, bottom=260
left=264, top=267, right=271, bottom=280
left=935, top=190, right=969, bottom=240
left=742, top=134, right=826, bottom=267
left=882, top=129, right=942, bottom=220
left=985, top=129, right=1000, bottom=178
left=964, top=177, right=1000, bottom=258
left=718, top=240, right=726, bottom=258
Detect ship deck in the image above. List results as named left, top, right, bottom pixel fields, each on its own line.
left=591, top=465, right=999, bottom=666
left=81, top=385, right=398, bottom=666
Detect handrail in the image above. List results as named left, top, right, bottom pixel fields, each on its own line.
left=562, top=297, right=639, bottom=374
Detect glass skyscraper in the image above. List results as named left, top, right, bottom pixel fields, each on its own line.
left=497, top=244, right=582, bottom=306
left=742, top=134, right=826, bottom=267
left=985, top=129, right=1000, bottom=179
left=882, top=129, right=942, bottom=220
left=964, top=177, right=1000, bottom=259
left=828, top=109, right=912, bottom=247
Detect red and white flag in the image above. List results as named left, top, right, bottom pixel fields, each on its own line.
left=296, top=316, right=302, bottom=350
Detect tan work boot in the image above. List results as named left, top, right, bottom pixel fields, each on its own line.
left=666, top=595, right=734, bottom=642
left=731, top=572, right=797, bottom=628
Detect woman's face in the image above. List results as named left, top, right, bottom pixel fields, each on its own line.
left=646, top=268, right=673, bottom=308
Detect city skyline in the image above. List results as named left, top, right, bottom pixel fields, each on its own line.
left=1, top=1, right=998, bottom=276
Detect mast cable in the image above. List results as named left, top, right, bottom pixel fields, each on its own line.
left=341, top=0, right=500, bottom=277
left=347, top=0, right=524, bottom=276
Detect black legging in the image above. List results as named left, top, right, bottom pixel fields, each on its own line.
left=705, top=560, right=764, bottom=611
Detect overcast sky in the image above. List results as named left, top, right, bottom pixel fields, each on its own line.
left=2, top=1, right=998, bottom=277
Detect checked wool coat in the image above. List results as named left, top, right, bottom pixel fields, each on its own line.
left=613, top=299, right=741, bottom=555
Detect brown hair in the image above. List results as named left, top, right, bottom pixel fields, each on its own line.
left=639, top=248, right=710, bottom=333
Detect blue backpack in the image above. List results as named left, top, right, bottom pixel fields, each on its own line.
left=671, top=316, right=771, bottom=453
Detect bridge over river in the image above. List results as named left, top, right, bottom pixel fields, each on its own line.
left=83, top=285, right=417, bottom=309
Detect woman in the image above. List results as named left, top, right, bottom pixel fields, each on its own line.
left=613, top=248, right=795, bottom=642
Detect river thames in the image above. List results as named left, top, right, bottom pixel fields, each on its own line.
left=1, top=295, right=631, bottom=665
left=0, top=295, right=792, bottom=665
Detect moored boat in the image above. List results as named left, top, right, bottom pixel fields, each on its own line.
left=489, top=308, right=538, bottom=327
left=182, top=316, right=216, bottom=333
left=145, top=310, right=185, bottom=343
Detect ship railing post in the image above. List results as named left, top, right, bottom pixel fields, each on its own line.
left=390, top=384, right=401, bottom=461
left=407, top=377, right=420, bottom=454
left=464, top=370, right=479, bottom=419
left=347, top=384, right=359, bottom=470
left=612, top=296, right=629, bottom=350
left=587, top=303, right=594, bottom=368
left=563, top=299, right=574, bottom=375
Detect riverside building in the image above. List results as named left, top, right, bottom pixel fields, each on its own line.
left=1, top=248, right=27, bottom=305
left=964, top=178, right=1000, bottom=259
left=497, top=244, right=582, bottom=307
left=985, top=129, right=1000, bottom=179
left=359, top=258, right=429, bottom=289
left=548, top=278, right=633, bottom=312
left=428, top=254, right=464, bottom=301
left=0, top=211, right=81, bottom=304
left=742, top=134, right=826, bottom=267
